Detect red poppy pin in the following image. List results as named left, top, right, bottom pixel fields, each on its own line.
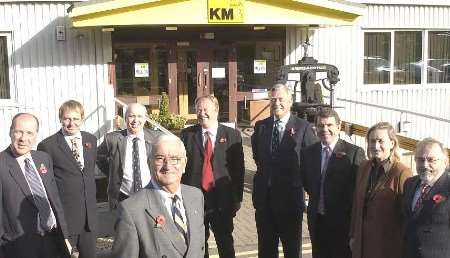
left=432, top=194, right=446, bottom=204
left=219, top=137, right=227, bottom=143
left=155, top=215, right=166, bottom=228
left=336, top=152, right=347, bottom=158
left=39, top=164, right=48, bottom=174
left=289, top=128, right=296, bottom=137
left=85, top=142, right=92, bottom=149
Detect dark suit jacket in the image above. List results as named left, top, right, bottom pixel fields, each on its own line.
left=180, top=124, right=245, bottom=213
left=97, top=128, right=161, bottom=209
left=402, top=172, right=450, bottom=258
left=37, top=130, right=98, bottom=236
left=301, top=139, right=365, bottom=244
left=0, top=148, right=69, bottom=256
left=112, top=184, right=205, bottom=258
left=251, top=114, right=318, bottom=212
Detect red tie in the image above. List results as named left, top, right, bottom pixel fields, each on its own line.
left=202, top=132, right=214, bottom=192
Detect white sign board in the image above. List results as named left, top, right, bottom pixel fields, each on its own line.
left=212, top=67, right=226, bottom=78
left=254, top=60, right=266, bottom=74
left=135, top=63, right=149, bottom=78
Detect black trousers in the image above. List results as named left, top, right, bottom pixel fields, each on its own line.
left=312, top=214, right=351, bottom=258
left=68, top=229, right=97, bottom=258
left=255, top=205, right=302, bottom=258
left=2, top=229, right=69, bottom=258
left=204, top=209, right=235, bottom=258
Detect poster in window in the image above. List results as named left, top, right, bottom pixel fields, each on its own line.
left=135, top=63, right=149, bottom=78
left=254, top=60, right=266, bottom=74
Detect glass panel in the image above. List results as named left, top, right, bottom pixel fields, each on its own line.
left=115, top=45, right=168, bottom=96
left=364, top=32, right=391, bottom=84
left=428, top=31, right=450, bottom=83
left=186, top=51, right=197, bottom=113
left=0, top=36, right=10, bottom=99
left=237, top=41, right=282, bottom=91
left=211, top=49, right=229, bottom=122
left=394, top=31, right=422, bottom=84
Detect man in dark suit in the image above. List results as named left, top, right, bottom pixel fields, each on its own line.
left=301, top=108, right=365, bottom=258
left=181, top=95, right=244, bottom=258
left=37, top=100, right=98, bottom=258
left=97, top=103, right=161, bottom=209
left=403, top=137, right=450, bottom=258
left=112, top=134, right=205, bottom=258
left=0, top=113, right=71, bottom=258
left=252, top=83, right=318, bottom=258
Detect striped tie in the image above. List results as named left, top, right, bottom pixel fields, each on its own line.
left=24, top=158, right=56, bottom=232
left=172, top=195, right=187, bottom=243
left=70, top=137, right=83, bottom=170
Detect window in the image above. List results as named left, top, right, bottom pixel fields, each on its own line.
left=0, top=35, right=10, bottom=99
left=428, top=31, right=450, bottom=83
left=364, top=30, right=450, bottom=86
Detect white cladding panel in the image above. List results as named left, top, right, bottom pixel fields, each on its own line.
left=286, top=4, right=450, bottom=148
left=0, top=2, right=114, bottom=150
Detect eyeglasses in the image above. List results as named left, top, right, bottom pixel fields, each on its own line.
left=414, top=157, right=440, bottom=164
left=153, top=156, right=183, bottom=166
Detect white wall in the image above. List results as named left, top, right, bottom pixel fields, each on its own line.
left=0, top=1, right=114, bottom=149
left=285, top=3, right=450, bottom=148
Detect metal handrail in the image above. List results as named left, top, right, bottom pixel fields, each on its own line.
left=114, top=98, right=174, bottom=136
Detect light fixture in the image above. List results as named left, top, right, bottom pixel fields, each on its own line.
left=253, top=26, right=266, bottom=31
left=102, top=27, right=114, bottom=32
left=165, top=26, right=178, bottom=31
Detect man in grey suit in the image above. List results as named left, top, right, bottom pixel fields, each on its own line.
left=0, top=113, right=71, bottom=258
left=112, top=134, right=205, bottom=258
left=97, top=103, right=161, bottom=209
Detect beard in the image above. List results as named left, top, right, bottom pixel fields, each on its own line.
left=418, top=167, right=434, bottom=185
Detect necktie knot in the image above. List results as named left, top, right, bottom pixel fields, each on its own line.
left=421, top=183, right=431, bottom=193
left=133, top=137, right=139, bottom=144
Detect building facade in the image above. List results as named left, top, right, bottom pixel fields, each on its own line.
left=0, top=0, right=449, bottom=149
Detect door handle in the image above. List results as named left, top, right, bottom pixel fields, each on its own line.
left=203, top=72, right=208, bottom=89
left=197, top=73, right=201, bottom=88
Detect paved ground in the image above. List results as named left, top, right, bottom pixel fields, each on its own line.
left=94, top=129, right=312, bottom=258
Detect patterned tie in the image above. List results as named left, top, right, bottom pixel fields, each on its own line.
left=24, top=158, right=56, bottom=232
left=318, top=146, right=331, bottom=214
left=271, top=120, right=280, bottom=153
left=70, top=137, right=83, bottom=170
left=172, top=195, right=188, bottom=243
left=132, top=137, right=142, bottom=193
left=201, top=131, right=214, bottom=192
left=414, top=183, right=431, bottom=212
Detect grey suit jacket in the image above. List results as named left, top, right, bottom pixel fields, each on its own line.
left=0, top=148, right=69, bottom=257
left=111, top=184, right=205, bottom=258
left=97, top=128, right=161, bottom=209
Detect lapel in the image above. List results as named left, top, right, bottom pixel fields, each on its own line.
left=310, top=143, right=323, bottom=196
left=358, top=161, right=371, bottom=207
left=278, top=115, right=296, bottom=151
left=325, top=139, right=345, bottom=175
left=31, top=151, right=54, bottom=203
left=181, top=185, right=201, bottom=251
left=5, top=147, right=35, bottom=206
left=194, top=125, right=204, bottom=156
left=117, top=130, right=127, bottom=168
left=367, top=161, right=395, bottom=201
left=415, top=172, right=450, bottom=218
left=213, top=125, right=226, bottom=157
left=81, top=132, right=93, bottom=172
left=144, top=186, right=187, bottom=256
left=405, top=176, right=421, bottom=216
left=143, top=130, right=153, bottom=159
left=56, top=130, right=82, bottom=171
left=263, top=118, right=274, bottom=154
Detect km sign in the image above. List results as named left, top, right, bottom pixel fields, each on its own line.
left=207, top=0, right=244, bottom=23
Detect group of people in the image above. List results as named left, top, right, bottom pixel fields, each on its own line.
left=0, top=83, right=448, bottom=258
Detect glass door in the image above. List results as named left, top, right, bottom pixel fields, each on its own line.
left=177, top=49, right=198, bottom=119
left=210, top=48, right=230, bottom=122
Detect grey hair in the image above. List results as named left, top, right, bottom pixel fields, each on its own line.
left=271, top=83, right=293, bottom=100
left=416, top=137, right=449, bottom=164
left=150, top=134, right=187, bottom=160
left=125, top=103, right=148, bottom=118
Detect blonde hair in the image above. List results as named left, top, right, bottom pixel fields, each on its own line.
left=195, top=95, right=219, bottom=112
left=59, top=100, right=84, bottom=120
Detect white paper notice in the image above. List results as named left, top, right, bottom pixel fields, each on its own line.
left=254, top=60, right=266, bottom=74
left=212, top=67, right=226, bottom=78
left=135, top=63, right=149, bottom=78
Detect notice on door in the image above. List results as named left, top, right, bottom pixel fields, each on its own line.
left=135, top=63, right=149, bottom=78
left=254, top=60, right=266, bottom=74
left=212, top=67, right=226, bottom=78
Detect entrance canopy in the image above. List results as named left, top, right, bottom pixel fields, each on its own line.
left=70, top=0, right=365, bottom=27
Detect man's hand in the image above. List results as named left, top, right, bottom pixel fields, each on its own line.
left=64, top=238, right=73, bottom=255
left=349, top=238, right=354, bottom=251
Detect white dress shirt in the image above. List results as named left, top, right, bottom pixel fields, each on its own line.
left=62, top=130, right=84, bottom=168
left=121, top=131, right=151, bottom=196
left=151, top=180, right=188, bottom=225
left=202, top=126, right=218, bottom=151
left=16, top=153, right=57, bottom=230
left=273, top=112, right=291, bottom=141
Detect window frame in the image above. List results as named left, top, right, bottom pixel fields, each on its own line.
left=361, top=29, right=450, bottom=91
left=0, top=32, right=16, bottom=105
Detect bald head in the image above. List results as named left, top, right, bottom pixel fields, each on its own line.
left=125, top=103, right=147, bottom=135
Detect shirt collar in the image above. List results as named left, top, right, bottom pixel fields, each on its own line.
left=151, top=180, right=183, bottom=201
left=273, top=112, right=290, bottom=125
left=127, top=130, right=145, bottom=141
left=371, top=158, right=393, bottom=175
left=321, top=138, right=338, bottom=152
left=15, top=151, right=32, bottom=163
left=61, top=129, right=82, bottom=139
left=202, top=125, right=218, bottom=138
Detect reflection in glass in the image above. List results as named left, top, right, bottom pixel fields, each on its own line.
left=394, top=31, right=422, bottom=85
left=428, top=31, right=450, bottom=83
left=0, top=36, right=10, bottom=99
left=364, top=32, right=391, bottom=84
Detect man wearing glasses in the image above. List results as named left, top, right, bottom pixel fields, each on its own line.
left=402, top=137, right=450, bottom=258
left=112, top=134, right=205, bottom=258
